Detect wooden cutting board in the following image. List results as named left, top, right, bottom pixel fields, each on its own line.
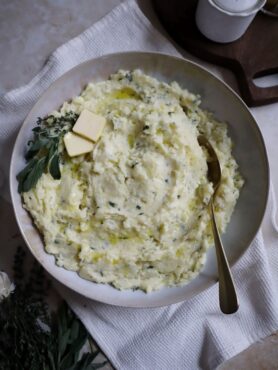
left=153, top=0, right=278, bottom=107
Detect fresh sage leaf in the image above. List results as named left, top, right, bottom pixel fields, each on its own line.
left=59, top=329, right=71, bottom=359
left=60, top=331, right=88, bottom=369
left=17, top=157, right=38, bottom=193
left=21, top=156, right=47, bottom=192
left=25, top=137, right=50, bottom=160
left=89, top=361, right=109, bottom=370
left=49, top=154, right=61, bottom=180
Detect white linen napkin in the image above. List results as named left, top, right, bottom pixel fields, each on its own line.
left=1, top=1, right=278, bottom=369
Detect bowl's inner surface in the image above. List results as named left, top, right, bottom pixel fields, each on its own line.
left=10, top=52, right=269, bottom=307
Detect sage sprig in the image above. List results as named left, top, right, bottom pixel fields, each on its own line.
left=17, top=111, right=79, bottom=193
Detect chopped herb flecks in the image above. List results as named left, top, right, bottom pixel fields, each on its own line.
left=125, top=72, right=133, bottom=82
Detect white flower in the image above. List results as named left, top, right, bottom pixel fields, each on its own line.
left=0, top=271, right=15, bottom=301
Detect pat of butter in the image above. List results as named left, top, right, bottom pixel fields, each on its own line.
left=64, top=132, right=94, bottom=157
left=73, top=109, right=106, bottom=142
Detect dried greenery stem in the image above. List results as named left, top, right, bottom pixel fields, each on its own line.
left=0, top=247, right=108, bottom=370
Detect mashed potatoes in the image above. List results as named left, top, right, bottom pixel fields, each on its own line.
left=23, top=70, right=243, bottom=292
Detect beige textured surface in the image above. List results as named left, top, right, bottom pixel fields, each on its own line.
left=1, top=0, right=277, bottom=369
left=0, top=0, right=124, bottom=93
left=218, top=332, right=278, bottom=370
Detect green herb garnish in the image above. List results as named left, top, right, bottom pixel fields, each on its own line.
left=17, top=111, right=79, bottom=193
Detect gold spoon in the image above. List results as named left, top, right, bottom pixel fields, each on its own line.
left=198, top=135, right=239, bottom=314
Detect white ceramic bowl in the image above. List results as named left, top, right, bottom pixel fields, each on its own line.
left=10, top=52, right=269, bottom=307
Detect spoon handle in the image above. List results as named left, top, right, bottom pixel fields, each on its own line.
left=210, top=201, right=239, bottom=314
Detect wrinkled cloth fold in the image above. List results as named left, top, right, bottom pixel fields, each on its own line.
left=1, top=1, right=278, bottom=369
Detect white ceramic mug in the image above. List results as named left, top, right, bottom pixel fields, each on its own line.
left=195, top=0, right=266, bottom=43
